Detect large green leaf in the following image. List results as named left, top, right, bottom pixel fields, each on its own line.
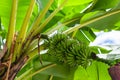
left=0, top=0, right=30, bottom=31
left=80, top=11, right=105, bottom=23
left=96, top=62, right=111, bottom=80
left=43, top=0, right=91, bottom=33
left=80, top=9, right=120, bottom=30
left=33, top=74, right=49, bottom=80
left=32, top=56, right=74, bottom=80
left=16, top=55, right=75, bottom=80
left=79, top=0, right=120, bottom=30
left=86, top=61, right=98, bottom=80
left=74, top=61, right=112, bottom=80
left=92, top=0, right=120, bottom=10
left=0, top=0, right=43, bottom=32
left=114, top=2, right=120, bottom=10
left=0, top=0, right=12, bottom=31
left=87, top=61, right=111, bottom=80
left=60, top=0, right=93, bottom=7
left=74, top=66, right=89, bottom=80
left=32, top=64, right=74, bottom=80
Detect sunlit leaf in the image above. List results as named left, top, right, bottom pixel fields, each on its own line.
left=96, top=61, right=111, bottom=80
left=74, top=61, right=111, bottom=80
left=74, top=66, right=89, bottom=80
left=86, top=61, right=98, bottom=80
left=60, top=0, right=93, bottom=6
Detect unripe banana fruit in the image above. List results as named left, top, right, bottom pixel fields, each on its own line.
left=43, top=33, right=93, bottom=68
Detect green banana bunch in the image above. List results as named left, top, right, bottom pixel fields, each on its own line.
left=43, top=33, right=93, bottom=68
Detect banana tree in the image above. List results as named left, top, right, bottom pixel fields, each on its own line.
left=0, top=0, right=120, bottom=80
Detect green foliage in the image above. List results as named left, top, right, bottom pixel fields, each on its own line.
left=74, top=61, right=112, bottom=80
left=16, top=56, right=75, bottom=80
left=0, top=0, right=120, bottom=80
left=74, top=27, right=96, bottom=45
left=92, top=0, right=120, bottom=10
left=80, top=9, right=120, bottom=30
left=80, top=11, right=104, bottom=23
left=74, top=66, right=89, bottom=80
left=60, top=0, right=93, bottom=6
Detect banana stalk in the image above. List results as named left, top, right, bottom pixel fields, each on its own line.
left=12, top=0, right=35, bottom=62
left=6, top=0, right=18, bottom=57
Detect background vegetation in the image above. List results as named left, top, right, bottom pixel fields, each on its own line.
left=0, top=0, right=120, bottom=80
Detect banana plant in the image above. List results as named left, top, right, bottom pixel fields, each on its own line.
left=0, top=0, right=120, bottom=80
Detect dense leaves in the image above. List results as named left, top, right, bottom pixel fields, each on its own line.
left=0, top=0, right=120, bottom=80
